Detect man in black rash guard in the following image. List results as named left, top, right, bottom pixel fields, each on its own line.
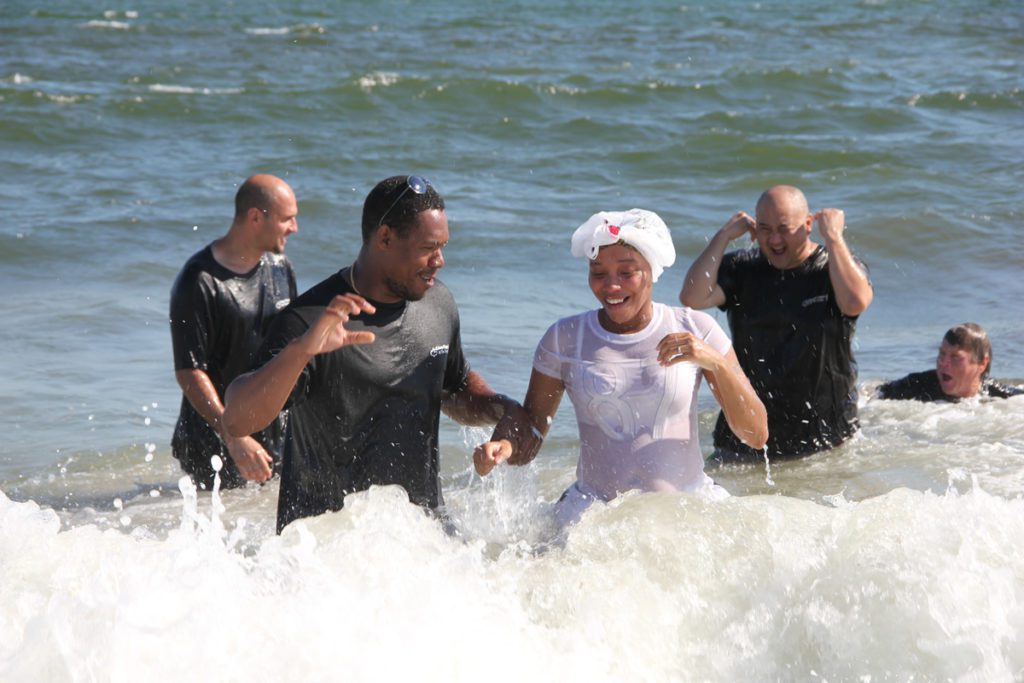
left=680, top=185, right=874, bottom=460
left=879, top=323, right=1023, bottom=401
left=169, top=174, right=298, bottom=489
left=223, top=176, right=524, bottom=533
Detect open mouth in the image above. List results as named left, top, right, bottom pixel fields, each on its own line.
left=605, top=296, right=628, bottom=307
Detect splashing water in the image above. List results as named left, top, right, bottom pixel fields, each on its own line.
left=2, top=460, right=1024, bottom=681
left=175, top=455, right=231, bottom=545
left=762, top=446, right=776, bottom=487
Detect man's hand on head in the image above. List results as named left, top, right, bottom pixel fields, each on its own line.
left=814, top=208, right=846, bottom=244
left=720, top=211, right=756, bottom=242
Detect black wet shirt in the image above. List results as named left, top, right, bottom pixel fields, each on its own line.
left=714, top=245, right=863, bottom=458
left=878, top=370, right=1024, bottom=401
left=257, top=269, right=471, bottom=532
left=169, top=246, right=296, bottom=482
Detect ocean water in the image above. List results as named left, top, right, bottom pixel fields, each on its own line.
left=2, top=1, right=1023, bottom=680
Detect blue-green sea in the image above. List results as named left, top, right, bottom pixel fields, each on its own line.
left=2, top=1, right=1023, bottom=680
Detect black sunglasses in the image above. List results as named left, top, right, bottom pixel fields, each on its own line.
left=378, top=175, right=430, bottom=227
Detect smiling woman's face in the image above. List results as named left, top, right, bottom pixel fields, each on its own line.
left=588, top=243, right=653, bottom=334
left=935, top=341, right=988, bottom=398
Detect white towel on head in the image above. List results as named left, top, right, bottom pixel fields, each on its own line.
left=570, top=208, right=676, bottom=282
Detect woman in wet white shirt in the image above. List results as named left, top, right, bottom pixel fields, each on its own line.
left=475, top=209, right=767, bottom=526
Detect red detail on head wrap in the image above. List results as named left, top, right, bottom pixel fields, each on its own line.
left=609, top=225, right=620, bottom=236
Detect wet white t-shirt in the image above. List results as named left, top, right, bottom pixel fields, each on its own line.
left=534, top=303, right=731, bottom=501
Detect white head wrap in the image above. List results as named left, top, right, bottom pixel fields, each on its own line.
left=570, top=208, right=676, bottom=282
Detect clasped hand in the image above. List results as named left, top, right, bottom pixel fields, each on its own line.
left=720, top=211, right=756, bottom=242
left=473, top=406, right=539, bottom=476
left=656, top=332, right=723, bottom=371
left=813, top=208, right=845, bottom=242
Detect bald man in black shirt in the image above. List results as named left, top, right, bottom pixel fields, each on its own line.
left=680, top=186, right=874, bottom=460
left=170, top=174, right=298, bottom=489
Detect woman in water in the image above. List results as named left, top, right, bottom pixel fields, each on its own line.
left=877, top=323, right=1023, bottom=401
left=474, top=209, right=768, bottom=526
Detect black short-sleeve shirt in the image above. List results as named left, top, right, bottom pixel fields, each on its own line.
left=714, top=245, right=863, bottom=458
left=256, top=269, right=471, bottom=532
left=878, top=370, right=1024, bottom=401
left=169, top=245, right=296, bottom=485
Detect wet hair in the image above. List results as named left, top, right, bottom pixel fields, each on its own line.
left=943, top=323, right=992, bottom=378
left=233, top=177, right=277, bottom=220
left=361, top=175, right=445, bottom=242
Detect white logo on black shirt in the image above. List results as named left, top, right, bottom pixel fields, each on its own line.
left=802, top=295, right=828, bottom=308
left=430, top=344, right=449, bottom=357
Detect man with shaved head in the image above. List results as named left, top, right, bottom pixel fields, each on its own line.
left=680, top=186, right=873, bottom=460
left=169, top=174, right=298, bottom=489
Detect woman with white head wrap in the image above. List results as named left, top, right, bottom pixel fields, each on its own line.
left=475, top=209, right=767, bottom=527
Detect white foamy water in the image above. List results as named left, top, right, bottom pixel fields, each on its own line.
left=245, top=23, right=326, bottom=37
left=3, top=398, right=1023, bottom=681
left=146, top=84, right=244, bottom=95
left=2, top=467, right=1022, bottom=682
left=245, top=27, right=292, bottom=36
left=357, top=72, right=401, bottom=90
left=80, top=20, right=132, bottom=31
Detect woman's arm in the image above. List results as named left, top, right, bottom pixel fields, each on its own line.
left=657, top=334, right=768, bottom=450
left=702, top=348, right=768, bottom=450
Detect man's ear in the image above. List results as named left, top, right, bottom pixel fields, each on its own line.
left=373, top=223, right=393, bottom=249
left=248, top=206, right=265, bottom=226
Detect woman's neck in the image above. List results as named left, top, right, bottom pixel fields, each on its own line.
left=598, top=301, right=654, bottom=334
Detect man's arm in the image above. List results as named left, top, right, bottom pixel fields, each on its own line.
left=815, top=209, right=873, bottom=317
left=223, top=294, right=377, bottom=438
left=474, top=369, right=565, bottom=476
left=679, top=212, right=754, bottom=310
left=440, top=370, right=521, bottom=427
left=176, top=369, right=274, bottom=481
left=169, top=272, right=275, bottom=481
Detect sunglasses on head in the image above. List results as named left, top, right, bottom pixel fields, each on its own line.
left=378, top=175, right=430, bottom=227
